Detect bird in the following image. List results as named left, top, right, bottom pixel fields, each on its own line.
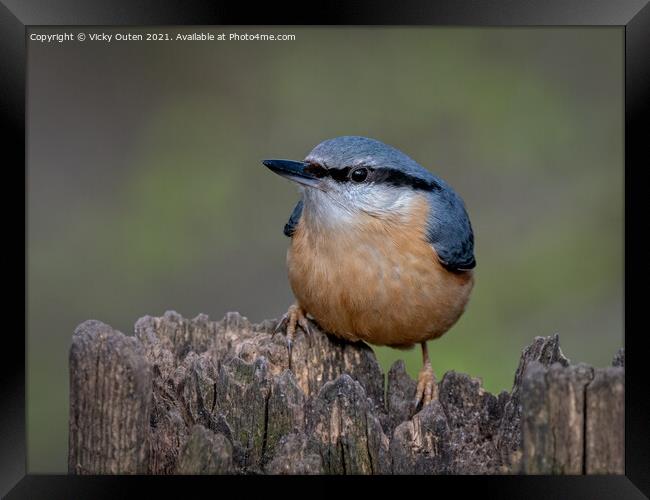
left=262, top=136, right=475, bottom=407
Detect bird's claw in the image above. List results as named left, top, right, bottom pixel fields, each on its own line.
left=274, top=304, right=311, bottom=369
left=274, top=314, right=290, bottom=334
left=414, top=364, right=438, bottom=409
left=297, top=315, right=312, bottom=337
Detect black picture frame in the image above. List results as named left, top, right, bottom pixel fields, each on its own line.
left=3, top=1, right=648, bottom=498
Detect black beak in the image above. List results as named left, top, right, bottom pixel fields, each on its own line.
left=262, top=159, right=321, bottom=188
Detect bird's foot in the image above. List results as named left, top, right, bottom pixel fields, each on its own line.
left=414, top=363, right=438, bottom=409
left=274, top=304, right=311, bottom=368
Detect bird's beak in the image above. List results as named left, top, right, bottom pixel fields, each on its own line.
left=262, top=159, right=321, bottom=189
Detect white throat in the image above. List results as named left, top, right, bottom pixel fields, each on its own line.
left=299, top=185, right=420, bottom=233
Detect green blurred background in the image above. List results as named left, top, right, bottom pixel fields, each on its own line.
left=27, top=27, right=623, bottom=472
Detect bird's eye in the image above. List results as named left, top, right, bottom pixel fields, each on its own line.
left=350, top=167, right=368, bottom=183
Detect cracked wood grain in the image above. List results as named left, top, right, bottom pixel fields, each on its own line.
left=68, top=311, right=624, bottom=475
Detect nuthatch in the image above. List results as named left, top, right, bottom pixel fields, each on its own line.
left=263, top=136, right=475, bottom=407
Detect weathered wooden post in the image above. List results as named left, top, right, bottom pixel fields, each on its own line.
left=68, top=320, right=151, bottom=474
left=68, top=311, right=624, bottom=475
left=520, top=358, right=623, bottom=474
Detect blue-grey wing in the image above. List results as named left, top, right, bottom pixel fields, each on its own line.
left=283, top=199, right=303, bottom=237
left=425, top=190, right=476, bottom=272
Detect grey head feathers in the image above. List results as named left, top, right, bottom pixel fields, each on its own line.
left=283, top=136, right=475, bottom=272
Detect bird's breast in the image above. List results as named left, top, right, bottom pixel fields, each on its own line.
left=286, top=195, right=474, bottom=347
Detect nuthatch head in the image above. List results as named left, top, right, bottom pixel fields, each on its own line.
left=263, top=136, right=475, bottom=407
left=263, top=136, right=475, bottom=272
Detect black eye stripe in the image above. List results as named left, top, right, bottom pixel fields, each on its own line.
left=306, top=164, right=438, bottom=191
left=373, top=167, right=441, bottom=191
left=328, top=167, right=351, bottom=182
left=304, top=163, right=328, bottom=178
left=304, top=163, right=351, bottom=182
